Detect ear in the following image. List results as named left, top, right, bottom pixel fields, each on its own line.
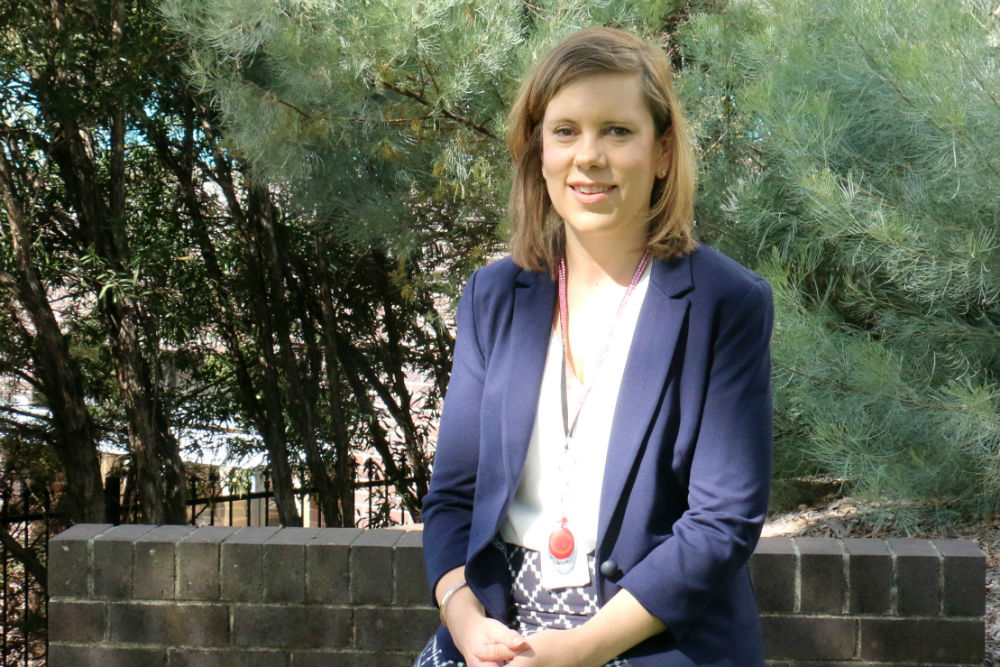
left=656, top=133, right=673, bottom=178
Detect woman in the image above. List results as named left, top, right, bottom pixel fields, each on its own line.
left=416, top=26, right=773, bottom=667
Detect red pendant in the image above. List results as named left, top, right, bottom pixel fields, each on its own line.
left=548, top=523, right=575, bottom=560
left=547, top=517, right=576, bottom=576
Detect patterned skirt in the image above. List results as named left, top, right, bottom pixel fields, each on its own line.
left=413, top=542, right=629, bottom=667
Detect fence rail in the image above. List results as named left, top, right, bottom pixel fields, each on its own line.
left=0, top=473, right=412, bottom=667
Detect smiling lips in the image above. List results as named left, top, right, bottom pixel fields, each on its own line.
left=570, top=183, right=616, bottom=203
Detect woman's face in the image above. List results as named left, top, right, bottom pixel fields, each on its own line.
left=540, top=72, right=669, bottom=247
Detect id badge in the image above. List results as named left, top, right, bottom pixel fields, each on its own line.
left=540, top=519, right=591, bottom=589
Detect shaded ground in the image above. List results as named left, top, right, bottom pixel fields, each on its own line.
left=763, top=497, right=999, bottom=667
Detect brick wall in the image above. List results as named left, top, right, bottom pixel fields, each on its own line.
left=753, top=536, right=985, bottom=666
left=48, top=525, right=985, bottom=667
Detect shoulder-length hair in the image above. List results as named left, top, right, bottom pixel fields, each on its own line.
left=507, top=27, right=697, bottom=275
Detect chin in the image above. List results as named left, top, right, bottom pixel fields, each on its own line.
left=562, top=213, right=629, bottom=236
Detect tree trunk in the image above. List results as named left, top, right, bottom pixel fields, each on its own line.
left=372, top=255, right=431, bottom=502
left=143, top=105, right=302, bottom=526
left=0, top=150, right=105, bottom=524
left=44, top=103, right=187, bottom=524
left=316, top=239, right=355, bottom=527
left=103, top=298, right=188, bottom=524
left=194, top=221, right=302, bottom=527
left=23, top=0, right=189, bottom=524
left=336, top=340, right=422, bottom=520
left=104, top=0, right=187, bottom=524
left=246, top=181, right=340, bottom=524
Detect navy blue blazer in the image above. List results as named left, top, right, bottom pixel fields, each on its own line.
left=422, top=244, right=774, bottom=666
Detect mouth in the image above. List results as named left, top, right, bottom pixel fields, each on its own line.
left=569, top=183, right=615, bottom=204
left=570, top=184, right=615, bottom=194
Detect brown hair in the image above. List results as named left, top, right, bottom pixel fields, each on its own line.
left=506, top=27, right=697, bottom=275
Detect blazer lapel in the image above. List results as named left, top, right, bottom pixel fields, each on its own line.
left=501, top=269, right=556, bottom=486
left=597, top=254, right=694, bottom=546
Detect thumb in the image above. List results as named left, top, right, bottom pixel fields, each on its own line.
left=494, top=627, right=529, bottom=651
left=473, top=641, right=520, bottom=663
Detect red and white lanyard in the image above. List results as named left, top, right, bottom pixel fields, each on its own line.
left=547, top=249, right=652, bottom=569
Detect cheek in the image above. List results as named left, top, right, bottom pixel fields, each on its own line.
left=627, top=147, right=661, bottom=180
left=540, top=144, right=558, bottom=177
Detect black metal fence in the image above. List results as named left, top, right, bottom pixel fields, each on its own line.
left=0, top=473, right=412, bottom=667
left=180, top=473, right=415, bottom=530
left=1, top=484, right=54, bottom=667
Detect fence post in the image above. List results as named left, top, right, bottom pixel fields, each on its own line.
left=104, top=474, right=121, bottom=525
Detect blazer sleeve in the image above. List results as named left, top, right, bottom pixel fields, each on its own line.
left=618, top=276, right=774, bottom=640
left=421, top=268, right=486, bottom=601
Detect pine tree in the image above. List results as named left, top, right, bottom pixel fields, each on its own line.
left=159, top=0, right=637, bottom=252
left=682, top=0, right=1000, bottom=528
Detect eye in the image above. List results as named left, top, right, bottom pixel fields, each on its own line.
left=606, top=126, right=632, bottom=137
left=552, top=126, right=576, bottom=137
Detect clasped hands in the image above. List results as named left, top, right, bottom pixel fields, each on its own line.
left=445, top=603, right=605, bottom=667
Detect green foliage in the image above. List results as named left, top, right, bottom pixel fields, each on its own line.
left=158, top=0, right=697, bottom=253
left=683, top=0, right=1000, bottom=528
left=5, top=0, right=994, bottom=547
left=151, top=0, right=719, bottom=523
left=160, top=0, right=1000, bottom=529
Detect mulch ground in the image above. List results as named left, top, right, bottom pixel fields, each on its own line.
left=763, top=497, right=999, bottom=667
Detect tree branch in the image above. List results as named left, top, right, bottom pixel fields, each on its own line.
left=0, top=524, right=47, bottom=589
left=378, top=77, right=497, bottom=139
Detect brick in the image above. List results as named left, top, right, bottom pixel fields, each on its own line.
left=765, top=663, right=898, bottom=667
left=750, top=538, right=796, bottom=612
left=351, top=529, right=401, bottom=604
left=860, top=618, right=984, bottom=664
left=889, top=538, right=939, bottom=615
left=760, top=616, right=856, bottom=660
left=263, top=528, right=320, bottom=602
left=134, top=525, right=196, bottom=599
left=48, top=523, right=112, bottom=598
left=109, top=602, right=230, bottom=647
left=764, top=663, right=869, bottom=667
left=231, top=605, right=352, bottom=649
left=49, top=644, right=167, bottom=667
left=355, top=607, right=439, bottom=652
left=291, top=650, right=414, bottom=667
left=933, top=539, right=986, bottom=616
left=395, top=530, right=430, bottom=605
left=93, top=524, right=154, bottom=598
left=48, top=600, right=107, bottom=643
left=306, top=528, right=359, bottom=605
left=167, top=648, right=288, bottom=667
left=794, top=537, right=844, bottom=614
left=177, top=526, right=237, bottom=600
left=221, top=526, right=280, bottom=602
left=844, top=538, right=891, bottom=614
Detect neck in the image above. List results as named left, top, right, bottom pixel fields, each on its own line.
left=563, top=229, right=647, bottom=288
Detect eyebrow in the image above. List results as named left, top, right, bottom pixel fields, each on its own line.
left=544, top=118, right=640, bottom=127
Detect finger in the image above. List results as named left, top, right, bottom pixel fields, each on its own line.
left=465, top=658, right=503, bottom=667
left=472, top=641, right=521, bottom=663
left=505, top=655, right=537, bottom=667
left=491, top=627, right=529, bottom=650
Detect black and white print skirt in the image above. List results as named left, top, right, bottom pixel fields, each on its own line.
left=413, top=542, right=630, bottom=667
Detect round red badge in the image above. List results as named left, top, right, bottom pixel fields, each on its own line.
left=548, top=523, right=575, bottom=560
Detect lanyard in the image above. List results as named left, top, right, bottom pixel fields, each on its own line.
left=557, top=249, right=652, bottom=440
left=545, top=249, right=652, bottom=576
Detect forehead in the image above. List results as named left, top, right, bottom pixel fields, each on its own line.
left=542, top=72, right=649, bottom=123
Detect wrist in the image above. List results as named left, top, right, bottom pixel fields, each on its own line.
left=439, top=581, right=468, bottom=623
left=441, top=586, right=484, bottom=632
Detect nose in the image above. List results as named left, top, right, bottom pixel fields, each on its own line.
left=573, top=133, right=606, bottom=170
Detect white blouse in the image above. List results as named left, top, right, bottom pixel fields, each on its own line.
left=500, top=265, right=651, bottom=556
